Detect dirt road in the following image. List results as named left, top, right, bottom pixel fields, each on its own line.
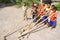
left=0, top=6, right=60, bottom=40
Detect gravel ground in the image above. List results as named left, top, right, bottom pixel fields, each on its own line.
left=0, top=6, right=60, bottom=40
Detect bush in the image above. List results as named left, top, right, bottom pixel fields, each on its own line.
left=16, top=0, right=41, bottom=7
left=0, top=0, right=11, bottom=3
left=54, top=3, right=60, bottom=11
left=0, top=0, right=41, bottom=7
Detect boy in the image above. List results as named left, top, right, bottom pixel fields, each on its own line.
left=51, top=5, right=55, bottom=11
left=33, top=2, right=46, bottom=23
left=31, top=1, right=34, bottom=9
left=42, top=3, right=51, bottom=24
left=48, top=7, right=58, bottom=29
left=31, top=4, right=38, bottom=19
left=39, top=2, right=46, bottom=18
left=22, top=2, right=28, bottom=20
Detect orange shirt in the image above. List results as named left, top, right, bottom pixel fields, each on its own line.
left=39, top=5, right=46, bottom=17
left=49, top=11, right=58, bottom=21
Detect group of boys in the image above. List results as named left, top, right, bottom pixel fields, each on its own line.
left=22, top=2, right=58, bottom=29
left=32, top=2, right=58, bottom=29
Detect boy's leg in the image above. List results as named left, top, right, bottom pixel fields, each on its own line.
left=32, top=15, right=35, bottom=19
left=48, top=21, right=57, bottom=29
left=24, top=14, right=25, bottom=20
left=51, top=21, right=57, bottom=29
left=42, top=16, right=48, bottom=25
left=47, top=20, right=53, bottom=28
left=33, top=16, right=40, bottom=22
left=25, top=14, right=28, bottom=20
left=35, top=18, right=43, bottom=25
left=24, top=13, right=28, bottom=20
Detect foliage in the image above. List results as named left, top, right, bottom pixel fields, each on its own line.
left=16, top=0, right=41, bottom=7
left=0, top=0, right=40, bottom=7
left=0, top=0, right=11, bottom=3
left=54, top=3, right=60, bottom=11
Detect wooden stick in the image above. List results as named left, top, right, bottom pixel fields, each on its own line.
left=4, top=11, right=51, bottom=40
left=18, top=17, right=48, bottom=38
left=18, top=13, right=55, bottom=38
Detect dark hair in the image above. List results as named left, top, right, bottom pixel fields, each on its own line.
left=47, top=3, right=51, bottom=5
left=23, top=2, right=26, bottom=4
left=23, top=2, right=26, bottom=6
left=34, top=6, right=38, bottom=9
left=51, top=5, right=55, bottom=7
left=53, top=7, right=57, bottom=10
left=31, top=1, right=34, bottom=3
left=51, top=5, right=56, bottom=10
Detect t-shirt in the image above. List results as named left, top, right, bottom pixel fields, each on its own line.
left=49, top=11, right=58, bottom=21
left=45, top=7, right=51, bottom=16
left=32, top=10, right=38, bottom=15
left=22, top=6, right=27, bottom=11
left=22, top=6, right=27, bottom=13
left=39, top=5, right=46, bottom=16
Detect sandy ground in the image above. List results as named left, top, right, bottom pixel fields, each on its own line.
left=0, top=6, right=60, bottom=40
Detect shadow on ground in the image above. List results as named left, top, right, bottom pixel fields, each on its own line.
left=0, top=3, right=15, bottom=8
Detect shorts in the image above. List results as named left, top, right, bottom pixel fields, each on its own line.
left=33, top=17, right=43, bottom=25
left=33, top=16, right=40, bottom=22
left=48, top=21, right=57, bottom=28
left=42, top=16, right=48, bottom=21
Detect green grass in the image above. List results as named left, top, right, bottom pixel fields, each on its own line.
left=54, top=3, right=60, bottom=11
left=0, top=0, right=11, bottom=3
left=0, top=0, right=41, bottom=7
left=16, top=0, right=41, bottom=7
left=1, top=0, right=60, bottom=11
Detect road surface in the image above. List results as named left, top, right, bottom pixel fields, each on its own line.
left=0, top=6, right=60, bottom=40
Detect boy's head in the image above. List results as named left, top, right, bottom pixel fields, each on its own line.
left=47, top=4, right=51, bottom=8
left=31, top=1, right=34, bottom=4
left=42, top=2, right=45, bottom=6
left=34, top=4, right=37, bottom=7
left=34, top=6, right=38, bottom=10
left=31, top=1, right=34, bottom=7
left=23, top=2, right=26, bottom=6
left=52, top=7, right=57, bottom=12
left=51, top=5, right=55, bottom=10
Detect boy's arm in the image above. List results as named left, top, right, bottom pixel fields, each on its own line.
left=31, top=9, right=33, bottom=15
left=50, top=11, right=58, bottom=17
